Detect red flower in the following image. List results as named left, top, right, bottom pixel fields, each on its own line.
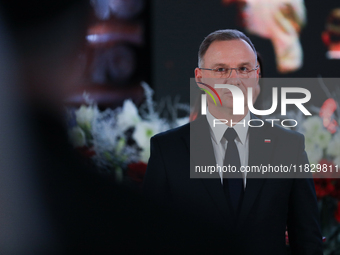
left=313, top=159, right=339, bottom=199
left=314, top=178, right=335, bottom=199
left=314, top=159, right=336, bottom=179
left=127, top=162, right=148, bottom=183
left=334, top=202, right=340, bottom=223
left=331, top=180, right=340, bottom=200
left=75, top=146, right=96, bottom=158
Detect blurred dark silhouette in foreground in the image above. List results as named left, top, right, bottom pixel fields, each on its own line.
left=0, top=1, right=229, bottom=254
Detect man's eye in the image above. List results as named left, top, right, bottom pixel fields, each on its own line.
left=239, top=67, right=249, bottom=72
left=216, top=68, right=227, bottom=72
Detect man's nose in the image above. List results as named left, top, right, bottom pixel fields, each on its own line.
left=226, top=69, right=241, bottom=86
left=225, top=77, right=240, bottom=87
left=229, top=68, right=239, bottom=78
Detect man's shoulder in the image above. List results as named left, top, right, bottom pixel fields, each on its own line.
left=267, top=120, right=303, bottom=137
left=252, top=113, right=304, bottom=139
left=152, top=122, right=190, bottom=141
left=260, top=118, right=305, bottom=144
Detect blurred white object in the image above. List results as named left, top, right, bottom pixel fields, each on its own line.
left=91, top=0, right=111, bottom=20
left=0, top=12, right=58, bottom=255
left=242, top=0, right=306, bottom=73
left=91, top=0, right=144, bottom=20
left=326, top=51, right=340, bottom=59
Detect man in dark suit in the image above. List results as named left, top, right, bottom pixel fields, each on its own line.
left=144, top=29, right=323, bottom=254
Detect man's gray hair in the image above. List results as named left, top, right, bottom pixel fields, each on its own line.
left=198, top=29, right=256, bottom=67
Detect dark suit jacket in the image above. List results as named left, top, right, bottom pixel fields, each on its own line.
left=144, top=115, right=323, bottom=255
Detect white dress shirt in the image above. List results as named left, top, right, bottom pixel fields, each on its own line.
left=206, top=109, right=250, bottom=188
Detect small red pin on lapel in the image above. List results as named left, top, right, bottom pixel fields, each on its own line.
left=264, top=139, right=271, bottom=143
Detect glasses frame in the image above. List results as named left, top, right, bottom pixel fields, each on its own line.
left=198, top=65, right=259, bottom=78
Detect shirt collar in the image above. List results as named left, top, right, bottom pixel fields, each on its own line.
left=206, top=108, right=250, bottom=145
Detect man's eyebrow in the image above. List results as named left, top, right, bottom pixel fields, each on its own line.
left=210, top=62, right=253, bottom=68
left=237, top=62, right=252, bottom=66
left=211, top=63, right=228, bottom=68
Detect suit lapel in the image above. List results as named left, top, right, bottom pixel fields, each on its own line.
left=187, top=116, right=233, bottom=224
left=238, top=114, right=277, bottom=225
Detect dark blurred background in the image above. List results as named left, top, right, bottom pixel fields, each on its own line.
left=58, top=0, right=340, bottom=107
left=151, top=0, right=340, bottom=104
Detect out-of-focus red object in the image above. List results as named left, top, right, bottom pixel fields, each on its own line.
left=127, top=162, right=147, bottom=183
left=75, top=146, right=96, bottom=158
left=335, top=201, right=340, bottom=223
left=314, top=178, right=335, bottom=199
left=190, top=112, right=198, bottom=122
left=319, top=98, right=338, bottom=134
left=65, top=83, right=144, bottom=109
left=313, top=159, right=340, bottom=200
left=313, top=160, right=336, bottom=199
left=313, top=159, right=336, bottom=179
left=221, top=0, right=239, bottom=5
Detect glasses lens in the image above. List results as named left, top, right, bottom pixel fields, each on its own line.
left=215, top=68, right=255, bottom=78
left=214, top=69, right=228, bottom=78
left=238, top=69, right=248, bottom=77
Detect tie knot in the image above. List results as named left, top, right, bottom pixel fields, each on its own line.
left=224, top=128, right=238, bottom=142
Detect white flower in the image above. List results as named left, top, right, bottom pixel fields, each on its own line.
left=68, top=126, right=86, bottom=147
left=305, top=146, right=323, bottom=165
left=139, top=145, right=151, bottom=163
left=133, top=120, right=160, bottom=149
left=302, top=116, right=323, bottom=137
left=75, top=105, right=98, bottom=131
left=334, top=156, right=340, bottom=166
left=304, top=136, right=315, bottom=152
left=327, top=132, right=340, bottom=157
left=116, top=99, right=141, bottom=131
left=92, top=119, right=118, bottom=152
left=314, top=129, right=332, bottom=149
left=302, top=116, right=331, bottom=149
left=115, top=137, right=126, bottom=154
left=133, top=119, right=168, bottom=162
left=176, top=117, right=189, bottom=127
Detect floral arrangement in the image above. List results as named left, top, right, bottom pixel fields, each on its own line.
left=67, top=82, right=189, bottom=185
left=296, top=114, right=339, bottom=166
left=302, top=112, right=340, bottom=253
left=269, top=82, right=340, bottom=254
left=298, top=111, right=340, bottom=252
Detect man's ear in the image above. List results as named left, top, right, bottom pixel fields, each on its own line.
left=255, top=66, right=260, bottom=84
left=195, top=67, right=204, bottom=89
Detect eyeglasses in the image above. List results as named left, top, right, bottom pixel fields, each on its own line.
left=199, top=66, right=259, bottom=78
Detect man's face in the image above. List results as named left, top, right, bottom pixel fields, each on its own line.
left=195, top=39, right=259, bottom=113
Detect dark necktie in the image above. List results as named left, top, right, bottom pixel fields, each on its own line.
left=223, top=128, right=244, bottom=213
